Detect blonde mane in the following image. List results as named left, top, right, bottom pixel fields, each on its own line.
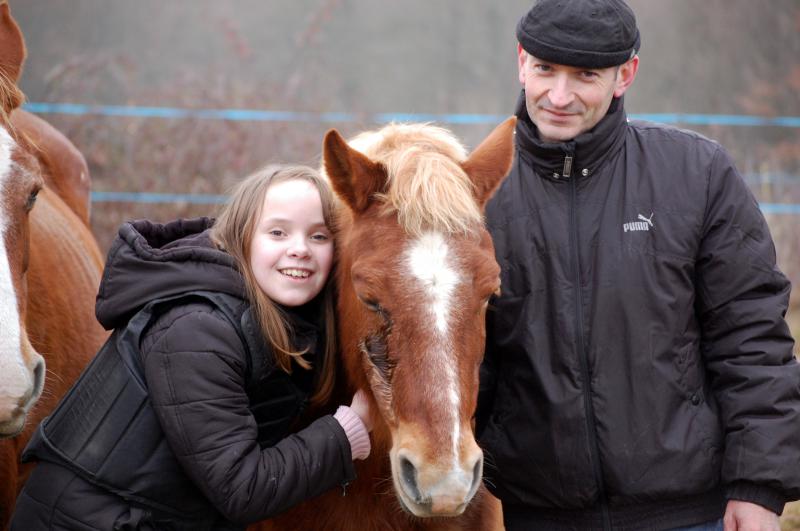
left=0, top=69, right=24, bottom=130
left=346, top=123, right=482, bottom=236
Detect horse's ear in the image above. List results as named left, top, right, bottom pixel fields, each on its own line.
left=0, top=2, right=26, bottom=112
left=462, top=116, right=516, bottom=209
left=323, top=128, right=387, bottom=214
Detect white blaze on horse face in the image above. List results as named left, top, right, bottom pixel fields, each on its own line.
left=0, top=127, right=30, bottom=410
left=407, top=232, right=460, bottom=335
left=406, top=231, right=462, bottom=462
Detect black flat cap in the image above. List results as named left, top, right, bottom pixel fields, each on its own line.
left=517, top=0, right=641, bottom=68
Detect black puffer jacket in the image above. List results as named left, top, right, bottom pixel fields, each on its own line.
left=19, top=218, right=354, bottom=529
left=478, top=94, right=800, bottom=531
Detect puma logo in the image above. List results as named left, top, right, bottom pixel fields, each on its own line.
left=624, top=213, right=654, bottom=233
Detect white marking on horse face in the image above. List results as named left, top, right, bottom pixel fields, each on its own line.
left=406, top=232, right=463, bottom=463
left=407, top=232, right=460, bottom=335
left=0, top=127, right=31, bottom=412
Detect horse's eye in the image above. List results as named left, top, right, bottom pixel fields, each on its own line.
left=359, top=297, right=382, bottom=313
left=25, top=189, right=39, bottom=211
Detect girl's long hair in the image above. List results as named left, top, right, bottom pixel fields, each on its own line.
left=211, top=164, right=337, bottom=408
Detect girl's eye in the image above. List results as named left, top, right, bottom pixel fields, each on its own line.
left=268, top=229, right=285, bottom=237
left=311, top=233, right=330, bottom=242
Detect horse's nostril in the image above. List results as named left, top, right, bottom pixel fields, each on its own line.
left=32, top=358, right=45, bottom=393
left=470, top=455, right=484, bottom=494
left=399, top=456, right=422, bottom=503
left=17, top=357, right=45, bottom=410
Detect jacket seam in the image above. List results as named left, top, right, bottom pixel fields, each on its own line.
left=146, top=309, right=247, bottom=368
left=173, top=438, right=257, bottom=459
left=147, top=347, right=244, bottom=373
left=695, top=146, right=720, bottom=310
left=162, top=354, right=194, bottom=459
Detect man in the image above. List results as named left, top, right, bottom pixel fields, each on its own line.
left=477, top=1, right=800, bottom=530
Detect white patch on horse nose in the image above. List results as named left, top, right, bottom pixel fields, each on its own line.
left=406, top=232, right=463, bottom=461
left=0, top=240, right=28, bottom=400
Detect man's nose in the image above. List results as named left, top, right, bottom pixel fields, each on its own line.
left=548, top=75, right=575, bottom=108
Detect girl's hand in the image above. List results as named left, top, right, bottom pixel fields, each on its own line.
left=349, top=389, right=373, bottom=432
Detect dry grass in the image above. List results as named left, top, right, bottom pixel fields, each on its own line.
left=783, top=501, right=800, bottom=531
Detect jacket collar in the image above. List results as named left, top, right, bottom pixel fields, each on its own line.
left=514, top=90, right=628, bottom=180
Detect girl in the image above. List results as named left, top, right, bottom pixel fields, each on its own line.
left=11, top=165, right=371, bottom=530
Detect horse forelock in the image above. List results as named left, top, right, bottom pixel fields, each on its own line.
left=349, top=123, right=483, bottom=237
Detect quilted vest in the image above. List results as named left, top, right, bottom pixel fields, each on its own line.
left=22, top=291, right=309, bottom=520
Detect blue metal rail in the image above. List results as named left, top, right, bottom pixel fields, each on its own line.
left=22, top=102, right=796, bottom=214
left=89, top=191, right=800, bottom=215
left=24, top=102, right=800, bottom=128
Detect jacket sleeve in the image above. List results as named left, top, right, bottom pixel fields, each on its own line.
left=142, top=305, right=356, bottom=524
left=695, top=146, right=800, bottom=514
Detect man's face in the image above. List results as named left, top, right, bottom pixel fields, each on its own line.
left=518, top=47, right=638, bottom=143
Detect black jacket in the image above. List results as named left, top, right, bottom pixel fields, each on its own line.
left=20, top=218, right=354, bottom=529
left=478, top=94, right=800, bottom=530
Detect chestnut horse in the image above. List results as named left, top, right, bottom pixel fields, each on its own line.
left=254, top=118, right=515, bottom=530
left=0, top=3, right=107, bottom=526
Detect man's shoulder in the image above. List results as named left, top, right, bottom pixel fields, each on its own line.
left=626, top=119, right=722, bottom=153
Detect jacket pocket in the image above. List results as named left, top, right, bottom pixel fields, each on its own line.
left=602, top=332, right=723, bottom=500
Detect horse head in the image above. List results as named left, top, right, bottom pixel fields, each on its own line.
left=0, top=2, right=46, bottom=437
left=323, top=118, right=515, bottom=518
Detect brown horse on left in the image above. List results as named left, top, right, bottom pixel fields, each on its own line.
left=0, top=2, right=107, bottom=527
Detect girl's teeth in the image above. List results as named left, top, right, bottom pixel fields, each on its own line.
left=282, top=269, right=310, bottom=278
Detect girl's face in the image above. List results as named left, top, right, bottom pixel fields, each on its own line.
left=249, top=179, right=334, bottom=307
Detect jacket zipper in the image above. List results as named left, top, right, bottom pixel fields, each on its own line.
left=562, top=155, right=573, bottom=179
left=568, top=160, right=611, bottom=529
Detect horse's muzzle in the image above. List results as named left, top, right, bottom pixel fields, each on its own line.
left=0, top=353, right=45, bottom=438
left=393, top=448, right=484, bottom=517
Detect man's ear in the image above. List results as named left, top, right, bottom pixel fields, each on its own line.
left=613, top=55, right=639, bottom=98
left=517, top=43, right=527, bottom=86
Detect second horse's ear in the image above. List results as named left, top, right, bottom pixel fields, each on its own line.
left=323, top=129, right=387, bottom=214
left=0, top=3, right=26, bottom=113
left=461, top=117, right=516, bottom=209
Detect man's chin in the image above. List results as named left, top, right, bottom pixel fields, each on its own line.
left=537, top=124, right=578, bottom=143
left=534, top=115, right=580, bottom=144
